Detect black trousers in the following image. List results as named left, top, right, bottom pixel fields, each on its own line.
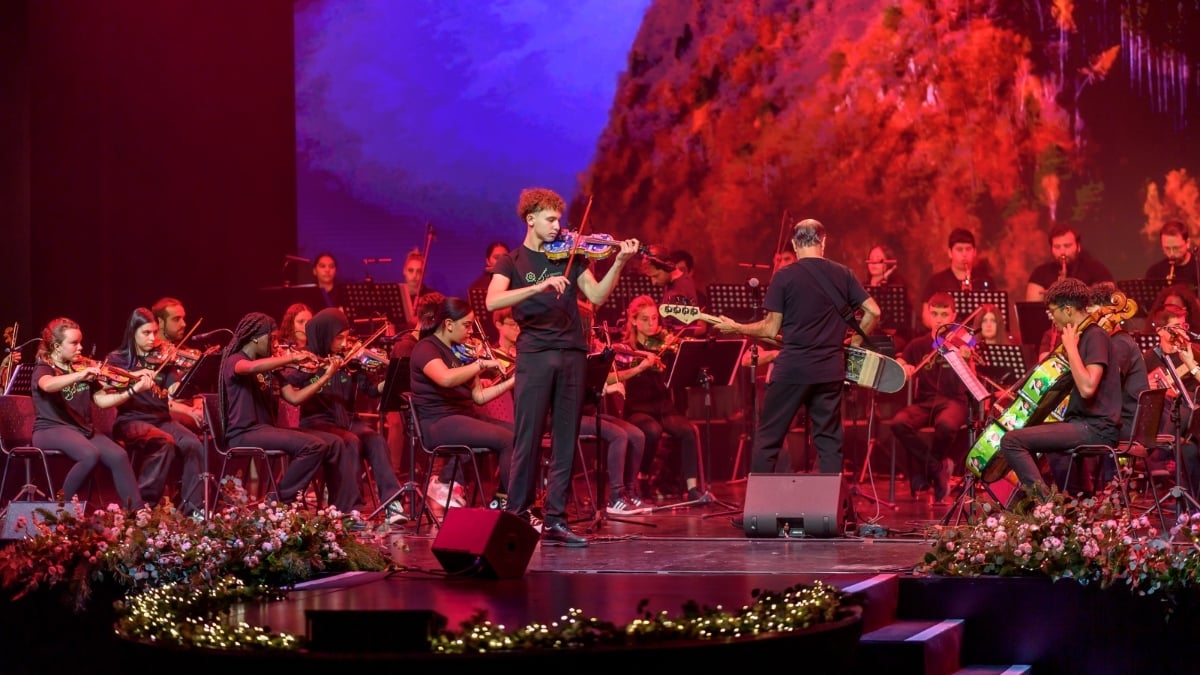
left=505, top=349, right=585, bottom=525
left=113, top=418, right=204, bottom=512
left=753, top=380, right=844, bottom=474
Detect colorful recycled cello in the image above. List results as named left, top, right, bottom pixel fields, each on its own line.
left=965, top=291, right=1138, bottom=483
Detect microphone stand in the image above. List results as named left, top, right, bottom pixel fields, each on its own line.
left=1148, top=348, right=1200, bottom=526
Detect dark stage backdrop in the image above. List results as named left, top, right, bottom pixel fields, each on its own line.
left=1, top=0, right=297, bottom=354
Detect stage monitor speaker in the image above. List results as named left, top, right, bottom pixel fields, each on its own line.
left=431, top=508, right=539, bottom=579
left=742, top=473, right=850, bottom=538
left=0, top=501, right=75, bottom=540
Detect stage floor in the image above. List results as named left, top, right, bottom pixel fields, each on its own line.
left=242, top=474, right=948, bottom=636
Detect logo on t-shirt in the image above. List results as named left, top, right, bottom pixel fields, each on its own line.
left=61, top=381, right=90, bottom=401
left=526, top=267, right=558, bottom=284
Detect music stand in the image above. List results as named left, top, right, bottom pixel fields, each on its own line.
left=1117, top=278, right=1168, bottom=318
left=977, top=344, right=1028, bottom=389
left=343, top=282, right=408, bottom=331
left=171, top=349, right=222, bottom=518
left=368, top=357, right=427, bottom=527
left=580, top=350, right=653, bottom=531
left=596, top=274, right=661, bottom=327
left=868, top=285, right=912, bottom=338
left=1015, top=302, right=1052, bottom=347
left=950, top=290, right=1009, bottom=328
left=706, top=283, right=763, bottom=323
left=467, top=287, right=498, bottom=345
left=2, top=363, right=32, bottom=396
left=660, top=339, right=745, bottom=511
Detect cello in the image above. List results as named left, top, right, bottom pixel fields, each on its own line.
left=965, top=290, right=1138, bottom=483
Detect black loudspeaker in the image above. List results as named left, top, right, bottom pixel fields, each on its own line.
left=0, top=501, right=73, bottom=540
left=742, top=473, right=851, bottom=538
left=431, top=508, right=539, bottom=579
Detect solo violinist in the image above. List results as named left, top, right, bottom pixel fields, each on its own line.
left=279, top=307, right=407, bottom=525
left=106, top=308, right=205, bottom=514
left=409, top=295, right=515, bottom=516
left=31, top=317, right=148, bottom=510
left=486, top=187, right=639, bottom=548
left=1000, top=278, right=1123, bottom=495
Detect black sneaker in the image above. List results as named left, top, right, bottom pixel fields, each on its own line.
left=540, top=520, right=588, bottom=547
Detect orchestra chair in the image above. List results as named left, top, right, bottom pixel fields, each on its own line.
left=200, top=393, right=286, bottom=507
left=0, top=394, right=60, bottom=506
left=403, top=392, right=490, bottom=532
left=1062, top=388, right=1167, bottom=525
left=886, top=377, right=970, bottom=499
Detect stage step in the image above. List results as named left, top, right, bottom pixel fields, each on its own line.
left=840, top=573, right=899, bottom=634
left=857, top=618, right=964, bottom=675
left=953, top=667, right=1032, bottom=675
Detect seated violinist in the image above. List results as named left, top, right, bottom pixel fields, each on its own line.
left=611, top=295, right=702, bottom=502
left=107, top=308, right=205, bottom=513
left=890, top=292, right=971, bottom=503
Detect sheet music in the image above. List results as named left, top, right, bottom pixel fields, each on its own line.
left=942, top=350, right=991, bottom=401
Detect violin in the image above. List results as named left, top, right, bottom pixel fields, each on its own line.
left=72, top=356, right=140, bottom=389
left=273, top=344, right=331, bottom=374
left=544, top=231, right=673, bottom=269
left=344, top=347, right=390, bottom=373
left=145, top=343, right=203, bottom=371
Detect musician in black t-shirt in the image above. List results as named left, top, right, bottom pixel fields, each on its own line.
left=107, top=308, right=204, bottom=513
left=279, top=307, right=407, bottom=524
left=1145, top=221, right=1200, bottom=290
left=218, top=312, right=352, bottom=509
left=714, top=218, right=881, bottom=476
left=487, top=187, right=639, bottom=547
left=1000, top=278, right=1123, bottom=492
left=31, top=317, right=147, bottom=509
left=890, top=292, right=970, bottom=503
left=1024, top=225, right=1113, bottom=302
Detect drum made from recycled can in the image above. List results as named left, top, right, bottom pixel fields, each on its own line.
left=965, top=421, right=1010, bottom=483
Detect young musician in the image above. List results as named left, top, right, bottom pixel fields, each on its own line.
left=279, top=307, right=407, bottom=524
left=890, top=292, right=971, bottom=503
left=31, top=317, right=148, bottom=509
left=1000, top=278, right=1122, bottom=493
left=714, top=219, right=880, bottom=478
left=218, top=312, right=356, bottom=509
left=487, top=187, right=639, bottom=547
left=610, top=295, right=700, bottom=502
left=1025, top=225, right=1113, bottom=302
left=409, top=296, right=515, bottom=513
left=313, top=252, right=347, bottom=309
left=274, top=303, right=313, bottom=349
left=151, top=297, right=206, bottom=433
left=107, top=308, right=205, bottom=513
left=1145, top=221, right=1200, bottom=288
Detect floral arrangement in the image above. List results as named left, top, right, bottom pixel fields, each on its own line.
left=0, top=479, right=390, bottom=612
left=920, top=486, right=1200, bottom=596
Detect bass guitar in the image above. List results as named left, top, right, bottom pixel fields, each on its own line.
left=658, top=304, right=908, bottom=394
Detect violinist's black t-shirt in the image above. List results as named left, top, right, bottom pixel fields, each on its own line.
left=491, top=246, right=588, bottom=353
left=409, top=336, right=475, bottom=423
left=221, top=353, right=276, bottom=437
left=107, top=350, right=175, bottom=424
left=1064, top=324, right=1121, bottom=437
left=31, top=362, right=96, bottom=436
left=280, top=365, right=377, bottom=429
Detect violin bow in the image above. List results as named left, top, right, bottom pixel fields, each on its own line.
left=560, top=195, right=594, bottom=286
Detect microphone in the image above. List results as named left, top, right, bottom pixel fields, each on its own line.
left=748, top=278, right=761, bottom=289
left=189, top=328, right=233, bottom=343
left=363, top=257, right=394, bottom=265
left=284, top=254, right=311, bottom=263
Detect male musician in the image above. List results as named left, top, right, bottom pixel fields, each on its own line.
left=152, top=297, right=204, bottom=432
left=921, top=228, right=994, bottom=299
left=714, top=218, right=880, bottom=477
left=1000, top=278, right=1122, bottom=494
left=1145, top=221, right=1200, bottom=289
left=1024, top=224, right=1113, bottom=302
left=487, top=187, right=639, bottom=547
left=403, top=250, right=437, bottom=306
left=890, top=292, right=971, bottom=503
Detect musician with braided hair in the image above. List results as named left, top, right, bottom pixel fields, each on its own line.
left=218, top=312, right=357, bottom=509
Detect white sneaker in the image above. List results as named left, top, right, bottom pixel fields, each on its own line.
left=607, top=497, right=647, bottom=515
left=385, top=501, right=409, bottom=525
left=447, top=484, right=467, bottom=508
left=426, top=479, right=451, bottom=505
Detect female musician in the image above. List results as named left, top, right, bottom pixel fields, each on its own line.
left=611, top=295, right=701, bottom=502
left=1148, top=283, right=1200, bottom=328
left=971, top=303, right=1013, bottom=345
left=409, top=295, right=515, bottom=513
left=274, top=302, right=313, bottom=349
left=312, top=252, right=347, bottom=309
left=31, top=317, right=147, bottom=509
left=218, top=312, right=358, bottom=511
left=106, top=308, right=205, bottom=513
left=862, top=243, right=913, bottom=343
left=578, top=299, right=650, bottom=514
left=280, top=308, right=406, bottom=524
